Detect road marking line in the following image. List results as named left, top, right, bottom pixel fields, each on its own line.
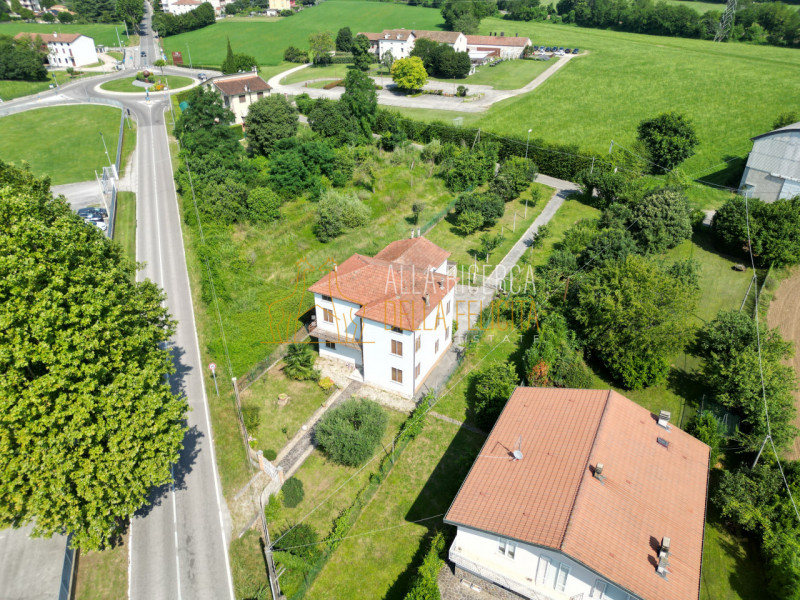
left=160, top=106, right=237, bottom=600
left=171, top=466, right=182, bottom=600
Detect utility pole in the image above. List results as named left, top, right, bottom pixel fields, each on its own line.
left=115, top=27, right=122, bottom=50
left=186, top=44, right=193, bottom=69
left=100, top=132, right=113, bottom=170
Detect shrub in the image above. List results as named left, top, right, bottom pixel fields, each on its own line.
left=265, top=491, right=282, bottom=521
left=284, top=343, right=318, bottom=381
left=530, top=224, right=550, bottom=248
left=421, top=139, right=441, bottom=162
left=282, top=477, right=305, bottom=508
left=454, top=191, right=504, bottom=228
left=404, top=532, right=445, bottom=600
left=314, top=189, right=371, bottom=242
left=456, top=85, right=468, bottom=97
left=242, top=406, right=260, bottom=432
left=490, top=156, right=537, bottom=202
left=284, top=45, right=308, bottom=63
left=315, top=398, right=388, bottom=466
left=687, top=411, right=723, bottom=465
left=275, top=523, right=320, bottom=562
left=627, top=188, right=692, bottom=254
left=318, top=376, right=335, bottom=392
left=264, top=449, right=278, bottom=461
left=246, top=187, right=282, bottom=223
left=457, top=209, right=484, bottom=235
left=294, top=92, right=313, bottom=114
left=472, top=362, right=518, bottom=428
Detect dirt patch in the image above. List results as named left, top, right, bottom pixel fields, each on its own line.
left=766, top=266, right=800, bottom=460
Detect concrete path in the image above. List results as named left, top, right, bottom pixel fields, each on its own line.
left=269, top=54, right=579, bottom=113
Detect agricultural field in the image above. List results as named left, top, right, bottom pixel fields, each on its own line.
left=163, top=0, right=444, bottom=68
left=0, top=22, right=128, bottom=47
left=0, top=105, right=129, bottom=185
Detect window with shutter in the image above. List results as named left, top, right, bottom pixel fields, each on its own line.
left=391, top=368, right=403, bottom=383
left=391, top=340, right=403, bottom=356
left=323, top=308, right=334, bottom=323
left=535, top=556, right=550, bottom=585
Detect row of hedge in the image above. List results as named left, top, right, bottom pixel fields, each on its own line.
left=277, top=399, right=430, bottom=599
left=374, top=109, right=615, bottom=182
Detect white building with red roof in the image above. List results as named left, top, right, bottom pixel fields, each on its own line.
left=204, top=71, right=272, bottom=125
left=445, top=387, right=710, bottom=600
left=14, top=31, right=97, bottom=68
left=465, top=35, right=532, bottom=60
left=357, top=29, right=467, bottom=61
left=307, top=236, right=456, bottom=398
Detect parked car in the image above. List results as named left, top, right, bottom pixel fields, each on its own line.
left=572, top=47, right=579, bottom=54
left=564, top=48, right=571, bottom=53
left=198, top=72, right=208, bottom=82
left=140, top=51, right=146, bottom=57
left=77, top=207, right=106, bottom=220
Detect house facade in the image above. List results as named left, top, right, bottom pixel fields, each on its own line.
left=740, top=121, right=800, bottom=202
left=205, top=72, right=271, bottom=124
left=164, top=0, right=227, bottom=15
left=358, top=29, right=467, bottom=61
left=14, top=32, right=97, bottom=68
left=465, top=35, right=532, bottom=60
left=445, top=388, right=710, bottom=600
left=308, top=237, right=456, bottom=398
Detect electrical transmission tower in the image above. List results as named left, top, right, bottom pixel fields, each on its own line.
left=714, top=0, right=737, bottom=42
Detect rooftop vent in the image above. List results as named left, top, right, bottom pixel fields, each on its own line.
left=658, top=410, right=672, bottom=430
left=657, top=437, right=670, bottom=449
left=333, top=262, right=337, bottom=272
left=656, top=536, right=671, bottom=579
left=593, top=463, right=606, bottom=483
left=423, top=293, right=430, bottom=307
left=438, top=279, right=444, bottom=290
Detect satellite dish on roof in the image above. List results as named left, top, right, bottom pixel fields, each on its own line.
left=512, top=435, right=523, bottom=461
left=513, top=450, right=523, bottom=461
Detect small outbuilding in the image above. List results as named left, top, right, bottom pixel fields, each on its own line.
left=740, top=121, right=800, bottom=202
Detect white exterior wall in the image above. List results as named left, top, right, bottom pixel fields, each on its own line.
left=377, top=35, right=413, bottom=60
left=313, top=293, right=363, bottom=367
left=466, top=43, right=526, bottom=59
left=269, top=0, right=291, bottom=10
left=226, top=89, right=268, bottom=124
left=452, top=526, right=639, bottom=600
left=47, top=35, right=97, bottom=68
left=452, top=33, right=468, bottom=53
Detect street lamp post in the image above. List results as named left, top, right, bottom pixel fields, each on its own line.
left=100, top=132, right=113, bottom=170
left=186, top=44, right=193, bottom=69
left=525, top=128, right=532, bottom=159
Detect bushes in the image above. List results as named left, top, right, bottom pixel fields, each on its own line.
left=442, top=143, right=498, bottom=192
left=153, top=2, right=215, bottom=36
left=282, top=477, right=305, bottom=508
left=242, top=406, right=260, bottom=432
left=314, top=189, right=370, bottom=242
left=275, top=523, right=320, bottom=563
left=627, top=188, right=692, bottom=254
left=687, top=411, right=723, bottom=465
left=284, top=343, right=319, bottom=381
left=246, top=187, right=282, bottom=222
left=404, top=532, right=445, bottom=600
left=490, top=157, right=538, bottom=202
left=283, top=45, right=309, bottom=63
left=314, top=399, right=388, bottom=466
left=471, top=361, right=518, bottom=429
left=454, top=191, right=504, bottom=231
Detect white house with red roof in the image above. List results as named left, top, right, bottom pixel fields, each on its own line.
left=307, top=236, right=456, bottom=398
left=358, top=29, right=467, bottom=61
left=14, top=31, right=97, bottom=68
left=445, top=387, right=710, bottom=600
left=465, top=35, right=532, bottom=60
left=204, top=71, right=272, bottom=124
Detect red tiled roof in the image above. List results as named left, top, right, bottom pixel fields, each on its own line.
left=14, top=32, right=82, bottom=43
left=212, top=74, right=271, bottom=96
left=465, top=35, right=531, bottom=47
left=413, top=30, right=464, bottom=44
left=374, top=237, right=450, bottom=270
left=445, top=388, right=709, bottom=600
left=359, top=32, right=384, bottom=41
left=307, top=238, right=456, bottom=330
left=174, top=0, right=201, bottom=4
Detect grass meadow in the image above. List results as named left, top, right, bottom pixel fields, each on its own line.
left=0, top=105, right=127, bottom=185
left=99, top=75, right=194, bottom=93
left=0, top=22, right=128, bottom=47
left=0, top=69, right=104, bottom=102
left=115, top=191, right=136, bottom=261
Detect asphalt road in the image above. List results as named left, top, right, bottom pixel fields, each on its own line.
left=0, top=4, right=235, bottom=598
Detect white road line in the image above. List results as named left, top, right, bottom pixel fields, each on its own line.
left=160, top=107, right=236, bottom=600
left=170, top=467, right=182, bottom=600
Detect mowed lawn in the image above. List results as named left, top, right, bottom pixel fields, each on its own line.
left=0, top=23, right=126, bottom=47
left=0, top=70, right=100, bottom=102
left=100, top=75, right=194, bottom=93
left=163, top=0, right=444, bottom=67
left=430, top=56, right=559, bottom=90
left=0, top=105, right=124, bottom=185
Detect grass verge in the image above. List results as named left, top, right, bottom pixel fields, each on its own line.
left=0, top=70, right=99, bottom=101
left=73, top=534, right=128, bottom=600
left=114, top=192, right=136, bottom=260
left=231, top=530, right=271, bottom=600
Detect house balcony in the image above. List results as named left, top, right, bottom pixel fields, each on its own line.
left=308, top=320, right=361, bottom=348
left=449, top=548, right=582, bottom=600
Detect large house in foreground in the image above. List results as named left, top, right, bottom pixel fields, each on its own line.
left=308, top=237, right=456, bottom=398
left=204, top=71, right=271, bottom=125
left=14, top=31, right=97, bottom=68
left=445, top=387, right=710, bottom=600
left=739, top=121, right=800, bottom=202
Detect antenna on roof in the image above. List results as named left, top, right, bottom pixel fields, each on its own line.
left=512, top=435, right=523, bottom=461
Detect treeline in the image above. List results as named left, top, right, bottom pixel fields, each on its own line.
left=153, top=1, right=215, bottom=37
left=0, top=34, right=47, bottom=81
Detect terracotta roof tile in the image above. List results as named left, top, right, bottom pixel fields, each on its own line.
left=212, top=74, right=271, bottom=96
left=445, top=388, right=709, bottom=600
left=14, top=32, right=82, bottom=43
left=413, top=30, right=463, bottom=44
left=465, top=35, right=531, bottom=48
left=374, top=237, right=450, bottom=270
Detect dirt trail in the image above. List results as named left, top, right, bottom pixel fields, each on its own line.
left=766, top=266, right=800, bottom=460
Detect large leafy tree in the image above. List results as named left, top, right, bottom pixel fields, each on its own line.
left=572, top=254, right=699, bottom=389
left=441, top=0, right=495, bottom=33
left=696, top=310, right=797, bottom=450
left=341, top=69, right=377, bottom=139
left=309, top=31, right=334, bottom=65
left=627, top=188, right=692, bottom=254
left=351, top=33, right=372, bottom=71
left=471, top=361, right=518, bottom=428
left=335, top=26, right=352, bottom=52
left=315, top=399, right=387, bottom=466
left=391, top=56, right=428, bottom=92
left=0, top=35, right=47, bottom=81
left=0, top=162, right=186, bottom=550
left=245, top=94, right=299, bottom=157
left=175, top=86, right=240, bottom=158
left=636, top=111, right=699, bottom=171
left=116, top=0, right=144, bottom=30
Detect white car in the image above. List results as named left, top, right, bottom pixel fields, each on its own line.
left=86, top=218, right=108, bottom=231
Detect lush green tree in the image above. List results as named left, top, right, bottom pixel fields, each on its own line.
left=573, top=255, right=699, bottom=389
left=315, top=399, right=388, bottom=466
left=442, top=0, right=495, bottom=32
left=490, top=157, right=537, bottom=201
left=284, top=343, right=318, bottom=380
left=0, top=34, right=48, bottom=81
left=221, top=37, right=237, bottom=74
left=409, top=37, right=440, bottom=72
left=578, top=227, right=638, bottom=267
left=523, top=313, right=592, bottom=388
left=381, top=49, right=395, bottom=73
left=576, top=168, right=631, bottom=209
left=713, top=196, right=800, bottom=266
left=245, top=94, right=298, bottom=156
left=234, top=53, right=258, bottom=72
left=341, top=69, right=377, bottom=138
left=472, top=361, right=518, bottom=428
left=309, top=31, right=334, bottom=65
left=307, top=98, right=357, bottom=146
left=0, top=162, right=186, bottom=550
left=281, top=477, right=304, bottom=508
left=391, top=56, right=428, bottom=92
left=153, top=58, right=166, bottom=73
left=275, top=523, right=321, bottom=562
left=268, top=139, right=336, bottom=196
left=457, top=210, right=484, bottom=235
left=351, top=33, right=372, bottom=71
left=197, top=177, right=248, bottom=224
left=443, top=144, right=499, bottom=192
left=116, top=0, right=144, bottom=30
left=454, top=191, right=504, bottom=228
left=696, top=310, right=797, bottom=450
left=636, top=111, right=699, bottom=171
left=335, top=26, right=353, bottom=52
left=283, top=45, right=308, bottom=63
left=432, top=45, right=471, bottom=79
left=246, top=187, right=282, bottom=222
left=175, top=86, right=240, bottom=158
left=478, top=232, right=505, bottom=260
left=627, top=188, right=692, bottom=254
left=41, top=12, right=55, bottom=22
left=314, top=189, right=370, bottom=242
left=686, top=411, right=723, bottom=465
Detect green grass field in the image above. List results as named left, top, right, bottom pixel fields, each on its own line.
left=114, top=192, right=136, bottom=260
left=0, top=23, right=129, bottom=47
left=431, top=56, right=559, bottom=90
left=0, top=70, right=101, bottom=101
left=0, top=105, right=125, bottom=185
left=164, top=0, right=444, bottom=67
left=99, top=75, right=194, bottom=93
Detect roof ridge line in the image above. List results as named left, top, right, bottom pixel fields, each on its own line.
left=558, top=389, right=613, bottom=550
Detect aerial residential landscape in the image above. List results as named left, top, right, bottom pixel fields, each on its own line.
left=1, top=0, right=799, bottom=599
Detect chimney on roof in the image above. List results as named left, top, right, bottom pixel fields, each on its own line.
left=333, top=262, right=338, bottom=272
left=656, top=537, right=671, bottom=579
left=410, top=230, right=415, bottom=238
left=593, top=463, right=606, bottom=483
left=657, top=410, right=672, bottom=430
left=424, top=293, right=430, bottom=307
left=417, top=228, right=421, bottom=237
left=438, top=279, right=444, bottom=290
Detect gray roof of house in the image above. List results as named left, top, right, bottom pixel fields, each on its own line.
left=747, top=123, right=800, bottom=182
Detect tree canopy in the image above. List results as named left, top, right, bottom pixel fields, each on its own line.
left=315, top=399, right=387, bottom=466
left=341, top=69, right=377, bottom=139
left=0, top=162, right=186, bottom=550
left=335, top=26, right=352, bottom=52
left=309, top=31, right=334, bottom=65
left=391, top=56, right=428, bottom=92
left=636, top=111, right=699, bottom=172
left=245, top=94, right=299, bottom=157
left=0, top=34, right=48, bottom=81
left=626, top=188, right=692, bottom=254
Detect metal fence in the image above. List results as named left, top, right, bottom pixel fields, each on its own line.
left=107, top=110, right=126, bottom=240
